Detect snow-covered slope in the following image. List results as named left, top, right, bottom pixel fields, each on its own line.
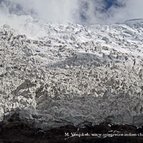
left=0, top=21, right=143, bottom=128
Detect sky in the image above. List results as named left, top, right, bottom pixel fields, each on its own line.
left=0, top=0, right=143, bottom=25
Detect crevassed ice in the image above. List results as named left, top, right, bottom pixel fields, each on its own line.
left=0, top=21, right=143, bottom=128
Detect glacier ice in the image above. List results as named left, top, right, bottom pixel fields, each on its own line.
left=0, top=21, right=143, bottom=128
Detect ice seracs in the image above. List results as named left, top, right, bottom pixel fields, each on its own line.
left=0, top=20, right=143, bottom=128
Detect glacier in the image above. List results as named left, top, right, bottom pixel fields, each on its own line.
left=0, top=20, right=143, bottom=129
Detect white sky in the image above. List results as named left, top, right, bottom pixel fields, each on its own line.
left=0, top=0, right=143, bottom=24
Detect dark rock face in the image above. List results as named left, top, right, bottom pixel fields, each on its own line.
left=0, top=112, right=143, bottom=143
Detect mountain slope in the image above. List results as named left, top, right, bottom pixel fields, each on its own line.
left=0, top=21, right=143, bottom=128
